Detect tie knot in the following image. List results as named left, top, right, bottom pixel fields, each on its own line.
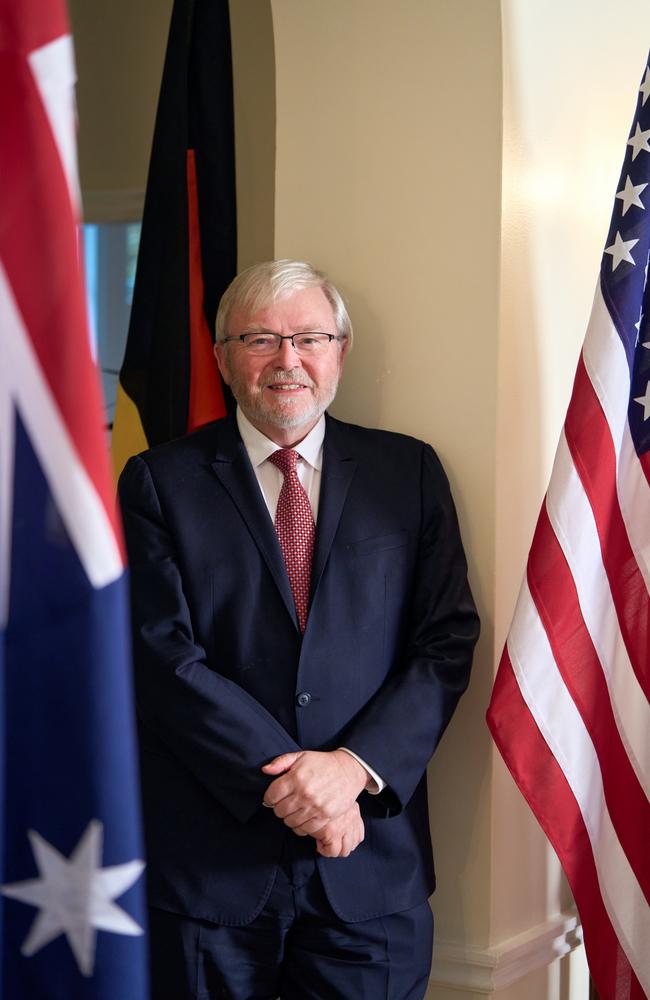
left=269, top=448, right=299, bottom=477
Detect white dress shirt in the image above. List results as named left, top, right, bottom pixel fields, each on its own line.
left=236, top=408, right=385, bottom=795
left=236, top=407, right=325, bottom=523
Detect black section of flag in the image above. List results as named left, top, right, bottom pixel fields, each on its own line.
left=120, top=0, right=237, bottom=448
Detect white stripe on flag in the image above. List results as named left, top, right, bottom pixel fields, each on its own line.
left=546, top=431, right=650, bottom=795
left=507, top=579, right=650, bottom=994
left=28, top=35, right=81, bottom=219
left=583, top=284, right=650, bottom=590
left=0, top=263, right=122, bottom=592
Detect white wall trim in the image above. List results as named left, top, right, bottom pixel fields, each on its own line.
left=81, top=189, right=145, bottom=223
left=429, top=912, right=583, bottom=994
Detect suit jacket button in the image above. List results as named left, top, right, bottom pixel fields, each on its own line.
left=296, top=692, right=312, bottom=707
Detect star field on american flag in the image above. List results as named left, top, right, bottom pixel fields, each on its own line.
left=603, top=78, right=650, bottom=455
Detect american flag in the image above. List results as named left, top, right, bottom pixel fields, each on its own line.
left=487, top=55, right=650, bottom=1000
left=0, top=0, right=148, bottom=995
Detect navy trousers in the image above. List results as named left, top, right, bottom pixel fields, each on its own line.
left=148, top=855, right=433, bottom=999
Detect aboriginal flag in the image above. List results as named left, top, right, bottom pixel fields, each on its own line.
left=111, top=0, right=236, bottom=479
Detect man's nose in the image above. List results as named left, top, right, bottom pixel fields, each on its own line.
left=273, top=337, right=301, bottom=366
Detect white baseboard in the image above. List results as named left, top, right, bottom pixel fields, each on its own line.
left=429, top=911, right=583, bottom=994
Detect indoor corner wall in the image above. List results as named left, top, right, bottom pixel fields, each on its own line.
left=269, top=2, right=501, bottom=998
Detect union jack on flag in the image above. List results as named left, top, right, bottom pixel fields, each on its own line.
left=488, top=55, right=650, bottom=1000
left=0, top=0, right=148, bottom=996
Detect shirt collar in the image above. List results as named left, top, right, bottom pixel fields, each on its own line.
left=236, top=407, right=325, bottom=471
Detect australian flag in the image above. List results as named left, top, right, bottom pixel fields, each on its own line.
left=0, top=1, right=148, bottom=997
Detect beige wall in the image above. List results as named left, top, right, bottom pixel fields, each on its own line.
left=69, top=0, right=173, bottom=221
left=271, top=0, right=502, bottom=990
left=271, top=1, right=650, bottom=996
left=230, top=0, right=276, bottom=267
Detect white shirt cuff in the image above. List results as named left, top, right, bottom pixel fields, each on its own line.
left=339, top=747, right=386, bottom=794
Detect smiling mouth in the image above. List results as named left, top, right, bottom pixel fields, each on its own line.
left=266, top=383, right=308, bottom=391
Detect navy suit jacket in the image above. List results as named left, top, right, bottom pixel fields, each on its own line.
left=118, top=413, right=479, bottom=925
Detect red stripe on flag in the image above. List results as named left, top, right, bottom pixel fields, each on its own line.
left=528, top=505, right=650, bottom=896
left=487, top=651, right=645, bottom=1000
left=186, top=149, right=227, bottom=433
left=564, top=357, right=650, bottom=698
left=0, top=41, right=121, bottom=548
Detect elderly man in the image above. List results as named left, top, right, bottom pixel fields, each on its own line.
left=119, top=260, right=479, bottom=1000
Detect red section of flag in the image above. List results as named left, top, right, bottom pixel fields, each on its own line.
left=0, top=6, right=120, bottom=547
left=186, top=149, right=227, bottom=432
left=565, top=358, right=650, bottom=698
left=1, top=0, right=68, bottom=56
left=488, top=653, right=645, bottom=1000
left=528, top=505, right=650, bottom=895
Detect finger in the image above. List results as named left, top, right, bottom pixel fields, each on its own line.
left=317, top=836, right=341, bottom=858
left=271, top=796, right=305, bottom=819
left=263, top=775, right=295, bottom=807
left=292, top=816, right=330, bottom=836
left=261, top=751, right=303, bottom=775
left=315, top=817, right=348, bottom=855
left=349, top=817, right=364, bottom=844
left=269, top=786, right=335, bottom=819
left=339, top=836, right=351, bottom=859
left=281, top=810, right=321, bottom=831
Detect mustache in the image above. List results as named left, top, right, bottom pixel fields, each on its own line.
left=264, top=370, right=314, bottom=388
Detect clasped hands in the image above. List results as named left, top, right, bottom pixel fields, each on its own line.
left=262, top=749, right=368, bottom=859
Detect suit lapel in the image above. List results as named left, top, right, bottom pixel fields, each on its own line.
left=210, top=418, right=298, bottom=628
left=311, top=416, right=357, bottom=602
left=209, top=414, right=358, bottom=630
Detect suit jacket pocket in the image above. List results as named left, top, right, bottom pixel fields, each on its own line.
left=346, top=530, right=408, bottom=556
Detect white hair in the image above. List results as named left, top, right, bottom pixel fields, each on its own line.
left=215, top=259, right=353, bottom=346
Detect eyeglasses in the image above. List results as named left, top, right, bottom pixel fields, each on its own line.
left=221, top=332, right=343, bottom=356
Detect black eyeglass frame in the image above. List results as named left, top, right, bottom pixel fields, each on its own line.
left=221, top=332, right=344, bottom=351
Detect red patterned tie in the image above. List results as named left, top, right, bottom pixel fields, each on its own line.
left=268, top=449, right=315, bottom=633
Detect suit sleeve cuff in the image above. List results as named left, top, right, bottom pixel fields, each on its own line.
left=338, top=747, right=386, bottom=795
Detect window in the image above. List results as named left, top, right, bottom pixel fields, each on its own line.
left=83, top=222, right=141, bottom=428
